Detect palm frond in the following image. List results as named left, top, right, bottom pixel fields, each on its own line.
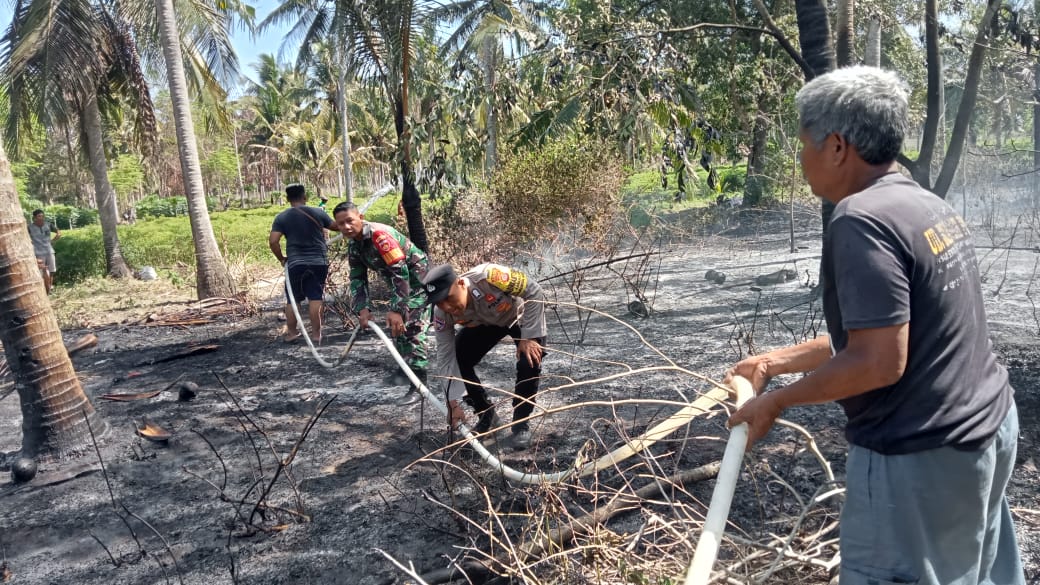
left=513, top=94, right=583, bottom=148
left=0, top=0, right=111, bottom=155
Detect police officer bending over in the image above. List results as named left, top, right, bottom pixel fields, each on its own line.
left=423, top=263, right=547, bottom=450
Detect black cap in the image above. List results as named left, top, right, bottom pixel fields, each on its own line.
left=422, top=264, right=458, bottom=306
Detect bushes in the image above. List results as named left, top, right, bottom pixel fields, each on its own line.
left=135, top=195, right=219, bottom=218
left=53, top=205, right=287, bottom=284
left=491, top=138, right=625, bottom=246
left=19, top=204, right=99, bottom=229
left=44, top=204, right=99, bottom=229
left=135, top=195, right=189, bottom=218
left=52, top=227, right=106, bottom=283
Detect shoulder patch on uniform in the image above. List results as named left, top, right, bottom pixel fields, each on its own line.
left=487, top=265, right=511, bottom=285
left=434, top=315, right=446, bottom=331
left=372, top=230, right=405, bottom=265
left=486, top=265, right=528, bottom=296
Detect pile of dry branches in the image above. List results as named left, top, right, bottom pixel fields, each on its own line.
left=138, top=293, right=257, bottom=328
left=380, top=389, right=841, bottom=585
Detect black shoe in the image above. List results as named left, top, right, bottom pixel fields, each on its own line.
left=395, top=386, right=421, bottom=405
left=382, top=369, right=410, bottom=386
left=474, top=408, right=500, bottom=434
left=395, top=368, right=426, bottom=405
left=510, top=426, right=532, bottom=450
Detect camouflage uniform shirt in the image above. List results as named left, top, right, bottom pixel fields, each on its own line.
left=347, top=221, right=428, bottom=316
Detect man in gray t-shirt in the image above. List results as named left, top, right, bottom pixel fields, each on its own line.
left=726, top=67, right=1022, bottom=585
left=28, top=209, right=60, bottom=294
left=269, top=184, right=336, bottom=344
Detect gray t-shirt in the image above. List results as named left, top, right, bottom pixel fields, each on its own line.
left=271, top=206, right=334, bottom=268
left=28, top=220, right=57, bottom=257
left=820, top=172, right=1011, bottom=455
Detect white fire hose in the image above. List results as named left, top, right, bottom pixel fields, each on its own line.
left=684, top=375, right=754, bottom=585
left=285, top=268, right=740, bottom=485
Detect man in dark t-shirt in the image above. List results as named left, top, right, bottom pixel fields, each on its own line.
left=269, top=184, right=337, bottom=344
left=726, top=67, right=1022, bottom=585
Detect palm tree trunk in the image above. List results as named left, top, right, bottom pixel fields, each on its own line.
left=932, top=0, right=1000, bottom=197
left=912, top=0, right=943, bottom=188
left=338, top=44, right=355, bottom=203
left=865, top=14, right=881, bottom=67
left=0, top=140, right=105, bottom=459
left=396, top=22, right=429, bottom=253
left=82, top=94, right=132, bottom=278
left=155, top=0, right=235, bottom=299
left=835, top=0, right=854, bottom=67
left=794, top=0, right=837, bottom=235
left=795, top=0, right=837, bottom=80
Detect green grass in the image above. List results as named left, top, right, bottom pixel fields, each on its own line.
left=51, top=167, right=751, bottom=286
left=622, top=164, right=748, bottom=227
left=51, top=192, right=412, bottom=285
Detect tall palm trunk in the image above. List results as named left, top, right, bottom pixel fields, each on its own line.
left=865, top=14, right=881, bottom=67
left=396, top=21, right=429, bottom=253
left=481, top=36, right=498, bottom=175
left=337, top=53, right=355, bottom=203
left=0, top=141, right=105, bottom=459
left=155, top=0, right=235, bottom=299
left=835, top=0, right=854, bottom=67
left=914, top=0, right=943, bottom=188
left=395, top=94, right=428, bottom=252
left=83, top=94, right=132, bottom=278
left=795, top=0, right=837, bottom=235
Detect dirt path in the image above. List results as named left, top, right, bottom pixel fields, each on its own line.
left=0, top=214, right=1037, bottom=585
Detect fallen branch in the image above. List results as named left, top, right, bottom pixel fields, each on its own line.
left=135, top=345, right=220, bottom=367
left=65, top=333, right=98, bottom=356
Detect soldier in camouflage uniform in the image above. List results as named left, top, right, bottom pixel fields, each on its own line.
left=333, top=202, right=430, bottom=404
left=422, top=263, right=548, bottom=450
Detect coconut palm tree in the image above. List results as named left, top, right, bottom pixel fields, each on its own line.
left=261, top=1, right=364, bottom=202
left=1, top=0, right=148, bottom=279
left=266, top=0, right=431, bottom=251
left=0, top=138, right=106, bottom=459
left=152, top=0, right=240, bottom=298
left=344, top=0, right=433, bottom=250
left=429, top=0, right=549, bottom=175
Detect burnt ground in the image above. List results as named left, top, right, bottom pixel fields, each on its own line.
left=0, top=206, right=1037, bottom=585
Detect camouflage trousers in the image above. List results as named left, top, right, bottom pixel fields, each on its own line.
left=398, top=297, right=431, bottom=371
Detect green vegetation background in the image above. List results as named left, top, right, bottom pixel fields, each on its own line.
left=44, top=165, right=745, bottom=286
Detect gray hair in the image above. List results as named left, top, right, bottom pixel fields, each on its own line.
left=795, top=66, right=909, bottom=165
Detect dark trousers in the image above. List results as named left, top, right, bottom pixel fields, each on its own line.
left=454, top=324, right=544, bottom=429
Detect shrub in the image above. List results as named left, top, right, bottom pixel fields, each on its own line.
left=136, top=195, right=188, bottom=218
left=52, top=226, right=106, bottom=284
left=54, top=205, right=288, bottom=284
left=44, top=204, right=99, bottom=229
left=491, top=138, right=625, bottom=247
left=424, top=188, right=501, bottom=269
left=717, top=165, right=747, bottom=194
left=135, top=195, right=218, bottom=218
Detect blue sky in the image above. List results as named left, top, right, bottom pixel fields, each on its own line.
left=234, top=0, right=294, bottom=87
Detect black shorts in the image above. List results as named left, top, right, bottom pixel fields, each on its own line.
left=285, top=264, right=329, bottom=302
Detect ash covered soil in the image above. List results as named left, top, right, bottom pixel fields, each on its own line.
left=0, top=207, right=1037, bottom=585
